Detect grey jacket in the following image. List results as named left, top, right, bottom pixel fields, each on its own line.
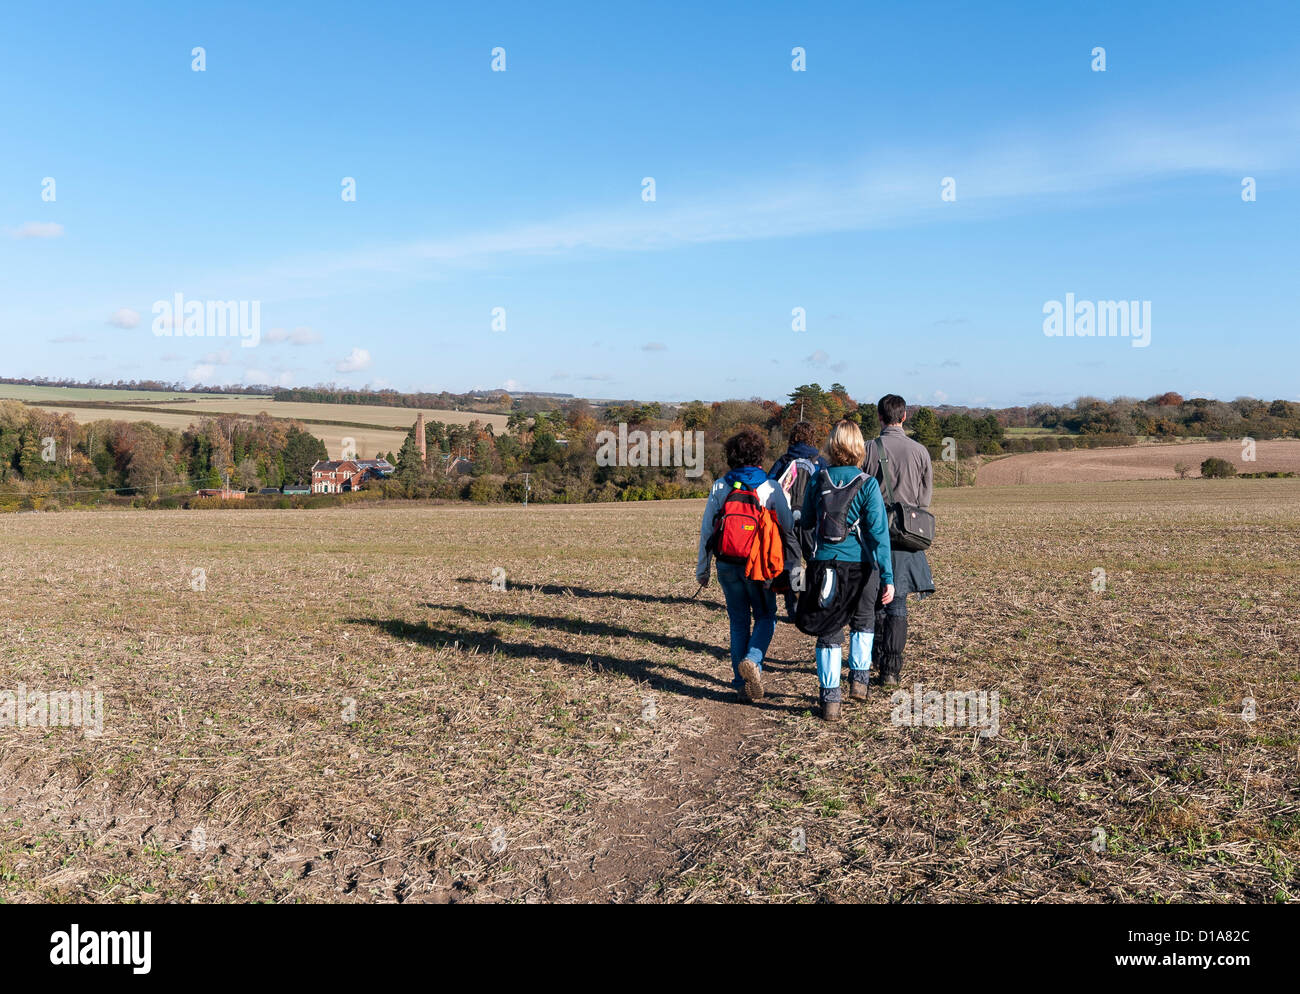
left=862, top=425, right=932, bottom=509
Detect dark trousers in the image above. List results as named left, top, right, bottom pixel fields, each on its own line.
left=815, top=564, right=879, bottom=649
left=872, top=591, right=909, bottom=679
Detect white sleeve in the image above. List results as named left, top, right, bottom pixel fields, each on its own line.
left=697, top=484, right=724, bottom=578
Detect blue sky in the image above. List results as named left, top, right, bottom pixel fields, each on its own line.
left=2, top=0, right=1297, bottom=407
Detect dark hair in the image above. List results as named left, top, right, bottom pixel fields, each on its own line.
left=724, top=428, right=766, bottom=469
left=878, top=394, right=907, bottom=426
left=788, top=420, right=818, bottom=447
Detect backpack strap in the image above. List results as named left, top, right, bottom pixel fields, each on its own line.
left=844, top=471, right=868, bottom=536
left=875, top=438, right=897, bottom=506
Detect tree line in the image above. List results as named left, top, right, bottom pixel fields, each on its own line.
left=6, top=385, right=1294, bottom=509
left=0, top=401, right=326, bottom=507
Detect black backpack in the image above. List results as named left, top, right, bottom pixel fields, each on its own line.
left=815, top=470, right=868, bottom=546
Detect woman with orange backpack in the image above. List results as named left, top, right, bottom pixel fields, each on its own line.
left=697, top=428, right=799, bottom=703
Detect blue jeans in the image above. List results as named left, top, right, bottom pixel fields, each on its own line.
left=715, top=561, right=777, bottom=689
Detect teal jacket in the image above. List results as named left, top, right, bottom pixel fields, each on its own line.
left=799, top=466, right=894, bottom=584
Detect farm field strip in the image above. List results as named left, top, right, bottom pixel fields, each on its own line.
left=0, top=385, right=258, bottom=404
left=15, top=405, right=411, bottom=462
left=977, top=439, right=1300, bottom=485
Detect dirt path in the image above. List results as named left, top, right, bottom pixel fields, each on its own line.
left=544, top=620, right=813, bottom=902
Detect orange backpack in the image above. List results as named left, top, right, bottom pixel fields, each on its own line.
left=745, top=507, right=785, bottom=582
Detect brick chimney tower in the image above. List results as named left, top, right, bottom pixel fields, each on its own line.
left=415, top=412, right=427, bottom=465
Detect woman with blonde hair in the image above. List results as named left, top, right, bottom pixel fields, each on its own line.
left=794, top=420, right=894, bottom=720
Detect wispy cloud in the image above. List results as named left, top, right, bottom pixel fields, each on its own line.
left=241, top=103, right=1297, bottom=297
left=10, top=221, right=64, bottom=239
left=265, top=325, right=321, bottom=345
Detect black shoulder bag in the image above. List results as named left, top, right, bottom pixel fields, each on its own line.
left=875, top=438, right=935, bottom=552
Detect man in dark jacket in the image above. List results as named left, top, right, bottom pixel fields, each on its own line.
left=861, top=394, right=935, bottom=685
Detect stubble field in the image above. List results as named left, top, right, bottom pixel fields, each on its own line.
left=0, top=480, right=1297, bottom=903
left=977, top=439, right=1300, bottom=485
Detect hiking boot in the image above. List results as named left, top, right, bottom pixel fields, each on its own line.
left=882, top=672, right=899, bottom=687
left=818, top=687, right=841, bottom=721
left=848, top=677, right=870, bottom=700
left=737, top=658, right=764, bottom=702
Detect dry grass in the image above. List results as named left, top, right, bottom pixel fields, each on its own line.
left=0, top=480, right=1297, bottom=903
left=978, top=439, right=1300, bottom=485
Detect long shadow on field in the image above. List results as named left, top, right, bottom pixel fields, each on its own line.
left=350, top=617, right=808, bottom=713
left=426, top=602, right=756, bottom=665
left=454, top=577, right=722, bottom=610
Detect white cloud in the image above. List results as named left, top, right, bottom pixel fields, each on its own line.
left=10, top=222, right=64, bottom=239
left=108, top=307, right=140, bottom=329
left=335, top=348, right=371, bottom=373
left=641, top=342, right=667, bottom=352
left=188, top=363, right=217, bottom=381
left=201, top=350, right=232, bottom=365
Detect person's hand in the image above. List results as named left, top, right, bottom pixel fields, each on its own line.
left=881, top=583, right=895, bottom=605
left=696, top=572, right=710, bottom=589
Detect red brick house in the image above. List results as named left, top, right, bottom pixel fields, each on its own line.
left=310, top=457, right=395, bottom=494
left=310, top=459, right=364, bottom=493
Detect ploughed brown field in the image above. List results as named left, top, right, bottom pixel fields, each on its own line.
left=1, top=480, right=1297, bottom=903
left=977, top=439, right=1300, bottom=486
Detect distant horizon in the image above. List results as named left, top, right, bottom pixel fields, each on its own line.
left=2, top=373, right=1293, bottom=414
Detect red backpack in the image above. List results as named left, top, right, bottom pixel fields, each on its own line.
left=709, top=482, right=764, bottom=565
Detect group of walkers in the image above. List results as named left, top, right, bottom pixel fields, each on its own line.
left=695, top=395, right=934, bottom=721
